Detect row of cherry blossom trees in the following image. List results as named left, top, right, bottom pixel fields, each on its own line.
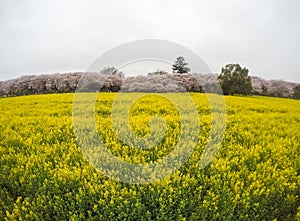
left=0, top=71, right=299, bottom=98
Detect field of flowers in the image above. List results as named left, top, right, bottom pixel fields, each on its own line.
left=0, top=93, right=299, bottom=220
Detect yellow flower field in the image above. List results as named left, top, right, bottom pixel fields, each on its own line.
left=0, top=93, right=299, bottom=220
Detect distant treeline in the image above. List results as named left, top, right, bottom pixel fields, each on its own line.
left=0, top=72, right=299, bottom=99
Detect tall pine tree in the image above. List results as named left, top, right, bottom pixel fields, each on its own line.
left=172, top=56, right=190, bottom=74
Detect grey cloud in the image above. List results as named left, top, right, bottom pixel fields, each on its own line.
left=0, top=0, right=299, bottom=82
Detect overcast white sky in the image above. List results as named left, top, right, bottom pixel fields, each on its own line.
left=0, top=0, right=299, bottom=82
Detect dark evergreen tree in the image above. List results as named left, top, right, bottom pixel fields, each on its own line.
left=172, top=56, right=190, bottom=74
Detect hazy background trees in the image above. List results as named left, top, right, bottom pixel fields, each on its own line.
left=147, top=69, right=168, bottom=76
left=100, top=67, right=124, bottom=78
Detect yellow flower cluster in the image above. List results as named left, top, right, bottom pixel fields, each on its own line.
left=0, top=93, right=299, bottom=220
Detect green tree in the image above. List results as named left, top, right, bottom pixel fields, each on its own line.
left=293, top=85, right=300, bottom=99
left=172, top=56, right=190, bottom=74
left=218, top=64, right=252, bottom=95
